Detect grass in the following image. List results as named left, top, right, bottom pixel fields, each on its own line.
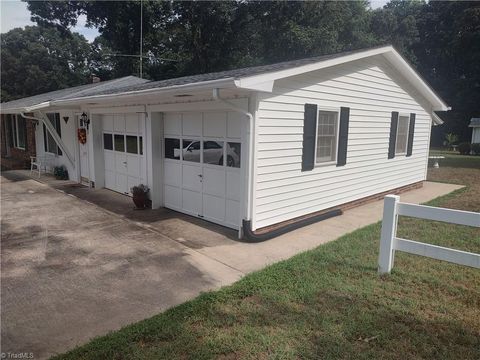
left=429, top=149, right=480, bottom=169
left=54, top=162, right=480, bottom=359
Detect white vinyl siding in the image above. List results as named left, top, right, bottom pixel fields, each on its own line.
left=395, top=115, right=409, bottom=155
left=253, top=56, right=432, bottom=230
left=316, top=110, right=338, bottom=164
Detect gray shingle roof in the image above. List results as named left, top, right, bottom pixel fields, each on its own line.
left=0, top=76, right=148, bottom=112
left=61, top=46, right=390, bottom=99
left=469, top=118, right=480, bottom=127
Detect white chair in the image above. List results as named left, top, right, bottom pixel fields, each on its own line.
left=30, top=155, right=55, bottom=177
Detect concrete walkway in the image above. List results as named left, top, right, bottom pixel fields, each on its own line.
left=1, top=170, right=462, bottom=359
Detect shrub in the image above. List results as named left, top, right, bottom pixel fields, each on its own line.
left=54, top=166, right=69, bottom=180
left=471, top=143, right=480, bottom=155
left=131, top=184, right=149, bottom=196
left=458, top=142, right=471, bottom=155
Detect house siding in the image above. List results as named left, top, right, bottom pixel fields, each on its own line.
left=253, top=56, right=433, bottom=230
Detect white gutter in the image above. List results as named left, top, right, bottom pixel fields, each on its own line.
left=21, top=112, right=75, bottom=168
left=52, top=78, right=237, bottom=106
left=432, top=112, right=444, bottom=126
left=212, top=88, right=254, bottom=238
left=25, top=102, right=51, bottom=112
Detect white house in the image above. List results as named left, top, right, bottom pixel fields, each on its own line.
left=0, top=45, right=449, bottom=240
left=469, top=118, right=480, bottom=144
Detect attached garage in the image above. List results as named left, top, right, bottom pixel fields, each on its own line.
left=102, top=113, right=146, bottom=195
left=163, top=111, right=243, bottom=229
left=9, top=45, right=449, bottom=239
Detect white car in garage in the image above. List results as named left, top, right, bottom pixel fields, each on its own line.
left=179, top=140, right=240, bottom=167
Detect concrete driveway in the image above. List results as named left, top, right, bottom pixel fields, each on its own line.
left=1, top=171, right=462, bottom=359
left=0, top=172, right=243, bottom=359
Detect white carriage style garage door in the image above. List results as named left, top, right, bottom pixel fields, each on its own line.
left=163, top=111, right=243, bottom=229
left=102, top=113, right=146, bottom=195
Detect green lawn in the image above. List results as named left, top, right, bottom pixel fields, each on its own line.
left=429, top=150, right=480, bottom=169
left=54, top=163, right=480, bottom=360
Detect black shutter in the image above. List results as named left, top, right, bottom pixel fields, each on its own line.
left=336, top=107, right=350, bottom=166
left=43, top=124, right=48, bottom=152
left=302, top=103, right=317, bottom=171
left=55, top=114, right=62, bottom=156
left=388, top=111, right=399, bottom=159
left=406, top=113, right=415, bottom=157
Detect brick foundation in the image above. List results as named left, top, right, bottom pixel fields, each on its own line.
left=254, top=181, right=424, bottom=234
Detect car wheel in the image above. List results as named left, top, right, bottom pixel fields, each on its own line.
left=226, top=155, right=235, bottom=167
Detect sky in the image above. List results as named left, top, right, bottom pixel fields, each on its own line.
left=0, top=0, right=99, bottom=42
left=1, top=0, right=389, bottom=42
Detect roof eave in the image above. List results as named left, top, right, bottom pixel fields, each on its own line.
left=52, top=78, right=238, bottom=107
left=383, top=49, right=449, bottom=111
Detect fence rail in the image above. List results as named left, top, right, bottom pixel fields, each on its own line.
left=378, top=195, right=480, bottom=274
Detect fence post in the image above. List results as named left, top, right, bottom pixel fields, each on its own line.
left=378, top=195, right=400, bottom=274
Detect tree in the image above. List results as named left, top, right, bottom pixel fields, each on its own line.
left=415, top=1, right=480, bottom=144
left=1, top=26, right=92, bottom=101
left=23, top=1, right=378, bottom=78
left=371, top=0, right=480, bottom=144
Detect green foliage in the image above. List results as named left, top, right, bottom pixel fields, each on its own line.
left=470, top=143, right=480, bottom=155
left=23, top=0, right=379, bottom=80
left=458, top=142, right=471, bottom=155
left=3, top=0, right=478, bottom=144
left=54, top=165, right=69, bottom=180
left=1, top=26, right=92, bottom=101
left=444, top=133, right=459, bottom=147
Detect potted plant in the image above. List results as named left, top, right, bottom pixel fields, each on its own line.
left=131, top=184, right=149, bottom=209
left=54, top=166, right=69, bottom=180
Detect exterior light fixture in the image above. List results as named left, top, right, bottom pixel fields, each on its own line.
left=63, top=116, right=69, bottom=124
left=80, top=112, right=90, bottom=130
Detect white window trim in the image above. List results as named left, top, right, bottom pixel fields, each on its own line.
left=314, top=107, right=341, bottom=167
left=395, top=113, right=410, bottom=156
left=44, top=113, right=61, bottom=156
left=12, top=114, right=25, bottom=150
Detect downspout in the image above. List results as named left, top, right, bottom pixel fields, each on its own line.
left=212, top=88, right=254, bottom=239
left=21, top=111, right=75, bottom=168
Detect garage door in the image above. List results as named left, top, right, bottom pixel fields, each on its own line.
left=163, top=112, right=243, bottom=229
left=103, top=114, right=146, bottom=195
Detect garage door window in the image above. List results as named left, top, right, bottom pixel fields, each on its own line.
left=203, top=140, right=223, bottom=166
left=165, top=138, right=180, bottom=159
left=126, top=135, right=138, bottom=154
left=227, top=142, right=241, bottom=168
left=103, top=133, right=113, bottom=150
left=182, top=139, right=200, bottom=163
left=114, top=134, right=125, bottom=152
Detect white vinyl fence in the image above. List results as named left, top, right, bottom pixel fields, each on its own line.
left=378, top=195, right=480, bottom=274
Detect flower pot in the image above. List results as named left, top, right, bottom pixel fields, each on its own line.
left=132, top=193, right=147, bottom=209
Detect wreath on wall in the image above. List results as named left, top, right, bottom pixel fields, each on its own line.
left=78, top=128, right=87, bottom=144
